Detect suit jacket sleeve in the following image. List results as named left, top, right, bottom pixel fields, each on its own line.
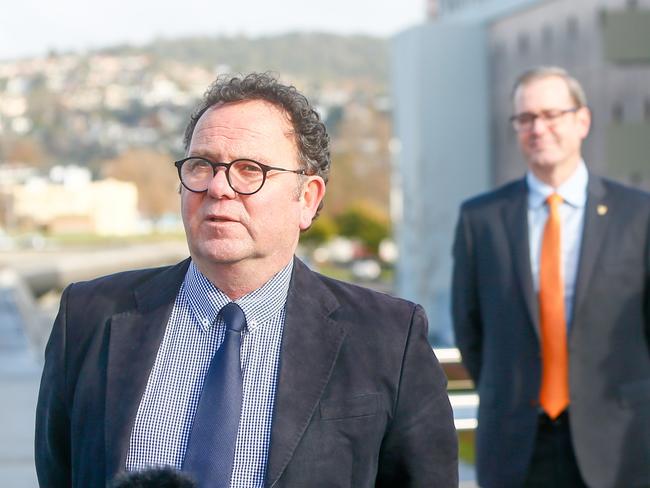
left=376, top=305, right=458, bottom=488
left=35, top=284, right=72, bottom=488
left=451, top=206, right=483, bottom=383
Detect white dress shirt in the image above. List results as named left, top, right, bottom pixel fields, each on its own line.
left=527, top=161, right=588, bottom=327
left=125, top=260, right=292, bottom=488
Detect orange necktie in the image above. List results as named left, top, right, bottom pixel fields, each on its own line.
left=538, top=193, right=569, bottom=419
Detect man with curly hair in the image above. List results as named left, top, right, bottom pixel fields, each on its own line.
left=36, top=73, right=457, bottom=488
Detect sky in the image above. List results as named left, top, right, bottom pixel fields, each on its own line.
left=0, top=0, right=426, bottom=61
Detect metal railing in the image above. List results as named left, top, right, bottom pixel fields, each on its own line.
left=434, top=347, right=478, bottom=431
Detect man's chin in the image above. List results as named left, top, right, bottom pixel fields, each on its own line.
left=190, top=243, right=252, bottom=267
left=528, top=154, right=560, bottom=169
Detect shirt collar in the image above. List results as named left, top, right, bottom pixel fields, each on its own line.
left=526, top=160, right=588, bottom=209
left=183, top=259, right=293, bottom=333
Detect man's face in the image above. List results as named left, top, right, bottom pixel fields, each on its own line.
left=181, top=100, right=324, bottom=274
left=514, top=76, right=590, bottom=178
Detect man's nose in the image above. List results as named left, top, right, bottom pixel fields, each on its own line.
left=206, top=166, right=236, bottom=198
left=530, top=116, right=548, bottom=133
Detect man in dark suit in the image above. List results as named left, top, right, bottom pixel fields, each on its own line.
left=452, top=66, right=650, bottom=488
left=35, top=73, right=457, bottom=488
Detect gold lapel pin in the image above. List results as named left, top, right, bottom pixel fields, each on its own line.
left=597, top=204, right=608, bottom=216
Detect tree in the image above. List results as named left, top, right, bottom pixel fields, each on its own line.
left=325, top=101, right=392, bottom=217
left=335, top=201, right=390, bottom=254
left=4, top=137, right=47, bottom=167
left=300, top=214, right=338, bottom=246
left=102, top=148, right=179, bottom=219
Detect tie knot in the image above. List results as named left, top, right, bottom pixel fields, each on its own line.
left=220, top=302, right=246, bottom=333
left=546, top=193, right=563, bottom=208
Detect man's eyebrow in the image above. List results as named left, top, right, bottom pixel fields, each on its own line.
left=186, top=151, right=212, bottom=159
left=187, top=151, right=275, bottom=164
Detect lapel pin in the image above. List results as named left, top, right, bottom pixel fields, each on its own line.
left=597, top=204, right=608, bottom=216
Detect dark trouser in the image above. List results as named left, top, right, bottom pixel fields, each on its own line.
left=523, top=410, right=588, bottom=488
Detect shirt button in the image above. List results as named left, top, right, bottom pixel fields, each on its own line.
left=202, top=318, right=209, bottom=327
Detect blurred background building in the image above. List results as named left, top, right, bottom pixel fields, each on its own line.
left=391, top=0, right=650, bottom=345
left=1, top=165, right=138, bottom=236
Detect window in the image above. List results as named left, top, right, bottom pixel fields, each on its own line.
left=491, top=42, right=506, bottom=66
left=517, top=33, right=530, bottom=55
left=567, top=16, right=579, bottom=39
left=542, top=25, right=553, bottom=46
left=612, top=102, right=624, bottom=123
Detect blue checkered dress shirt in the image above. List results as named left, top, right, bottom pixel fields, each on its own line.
left=125, top=260, right=291, bottom=487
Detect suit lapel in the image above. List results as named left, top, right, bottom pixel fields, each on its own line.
left=266, top=258, right=346, bottom=487
left=503, top=179, right=540, bottom=337
left=571, top=175, right=608, bottom=328
left=104, top=259, right=190, bottom=480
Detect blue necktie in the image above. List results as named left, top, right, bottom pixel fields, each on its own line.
left=183, top=302, right=246, bottom=487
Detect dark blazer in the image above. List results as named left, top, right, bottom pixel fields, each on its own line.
left=35, top=257, right=458, bottom=487
left=451, top=174, right=650, bottom=488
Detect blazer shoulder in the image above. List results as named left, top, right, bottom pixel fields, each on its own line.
left=598, top=175, right=650, bottom=206
left=312, top=269, right=418, bottom=317
left=290, top=259, right=423, bottom=350
left=65, top=259, right=189, bottom=314
left=459, top=178, right=526, bottom=214
left=69, top=264, right=170, bottom=296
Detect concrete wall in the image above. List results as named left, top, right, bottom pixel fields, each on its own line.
left=391, top=23, right=490, bottom=345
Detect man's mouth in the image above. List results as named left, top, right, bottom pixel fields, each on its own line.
left=206, top=214, right=237, bottom=223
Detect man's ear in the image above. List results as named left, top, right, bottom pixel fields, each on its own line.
left=298, top=176, right=326, bottom=230
left=577, top=106, right=591, bottom=140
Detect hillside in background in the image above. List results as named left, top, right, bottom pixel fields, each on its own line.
left=1, top=32, right=393, bottom=223
left=101, top=32, right=388, bottom=85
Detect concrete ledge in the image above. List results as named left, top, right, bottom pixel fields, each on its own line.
left=0, top=268, right=45, bottom=373
left=1, top=241, right=189, bottom=297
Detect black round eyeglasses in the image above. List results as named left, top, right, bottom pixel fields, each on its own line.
left=174, top=157, right=307, bottom=195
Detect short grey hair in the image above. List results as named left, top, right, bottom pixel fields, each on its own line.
left=512, top=66, right=587, bottom=108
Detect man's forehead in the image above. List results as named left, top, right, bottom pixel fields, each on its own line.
left=196, top=100, right=295, bottom=139
left=189, top=99, right=299, bottom=162
left=208, top=100, right=290, bottom=124
left=514, top=76, right=573, bottom=109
